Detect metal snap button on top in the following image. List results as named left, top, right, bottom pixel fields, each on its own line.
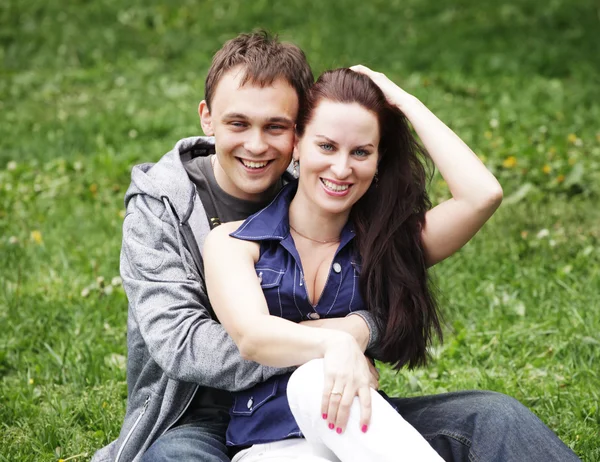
left=307, top=312, right=320, bottom=320
left=333, top=262, right=342, bottom=273
left=247, top=397, right=254, bottom=409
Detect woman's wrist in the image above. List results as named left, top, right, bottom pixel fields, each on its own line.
left=394, top=93, right=423, bottom=117
left=321, top=330, right=356, bottom=356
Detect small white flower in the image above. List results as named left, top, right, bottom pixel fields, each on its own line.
left=111, top=276, right=122, bottom=286
left=8, top=236, right=19, bottom=245
left=7, top=161, right=17, bottom=171
left=536, top=229, right=550, bottom=239
left=489, top=118, right=499, bottom=128
left=81, top=287, right=90, bottom=298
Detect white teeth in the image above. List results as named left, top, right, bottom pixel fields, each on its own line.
left=241, top=160, right=269, bottom=169
left=321, top=179, right=349, bottom=192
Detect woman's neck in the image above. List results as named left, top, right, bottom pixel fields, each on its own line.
left=288, top=188, right=349, bottom=243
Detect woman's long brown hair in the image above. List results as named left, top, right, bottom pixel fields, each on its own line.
left=296, top=69, right=442, bottom=369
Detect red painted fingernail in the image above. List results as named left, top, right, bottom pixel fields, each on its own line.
left=361, top=425, right=368, bottom=433
left=328, top=423, right=335, bottom=430
left=336, top=427, right=342, bottom=434
left=322, top=413, right=328, bottom=420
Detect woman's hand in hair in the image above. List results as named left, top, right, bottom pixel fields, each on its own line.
left=349, top=64, right=416, bottom=110
left=321, top=332, right=374, bottom=434
left=353, top=65, right=503, bottom=267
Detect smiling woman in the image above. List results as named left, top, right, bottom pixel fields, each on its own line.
left=293, top=100, right=380, bottom=216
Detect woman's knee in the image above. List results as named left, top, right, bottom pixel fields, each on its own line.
left=287, top=359, right=325, bottom=412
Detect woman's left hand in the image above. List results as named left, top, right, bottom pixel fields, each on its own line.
left=350, top=64, right=414, bottom=110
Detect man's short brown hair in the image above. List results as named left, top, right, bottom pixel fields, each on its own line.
left=205, top=31, right=314, bottom=112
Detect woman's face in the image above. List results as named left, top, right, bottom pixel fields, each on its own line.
left=295, top=99, right=380, bottom=216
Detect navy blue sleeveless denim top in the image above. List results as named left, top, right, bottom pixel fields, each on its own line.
left=227, top=181, right=365, bottom=447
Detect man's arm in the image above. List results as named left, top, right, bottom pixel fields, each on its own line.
left=121, top=193, right=289, bottom=392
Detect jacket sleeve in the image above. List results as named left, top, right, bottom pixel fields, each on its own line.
left=121, top=193, right=290, bottom=392
left=347, top=310, right=380, bottom=353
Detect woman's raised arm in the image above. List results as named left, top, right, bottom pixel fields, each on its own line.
left=351, top=65, right=503, bottom=267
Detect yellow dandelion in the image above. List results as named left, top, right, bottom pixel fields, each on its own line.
left=557, top=174, right=565, bottom=183
left=30, top=230, right=43, bottom=244
left=89, top=183, right=98, bottom=195
left=484, top=131, right=492, bottom=140
left=520, top=231, right=528, bottom=239
left=29, top=378, right=34, bottom=385
left=567, top=133, right=577, bottom=144
left=502, top=156, right=517, bottom=168
left=118, top=209, right=126, bottom=219
left=102, top=401, right=108, bottom=408
left=542, top=165, right=552, bottom=174
left=568, top=158, right=577, bottom=166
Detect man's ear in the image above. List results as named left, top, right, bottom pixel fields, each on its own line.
left=198, top=100, right=214, bottom=136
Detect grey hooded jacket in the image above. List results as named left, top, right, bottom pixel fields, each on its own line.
left=92, top=136, right=379, bottom=462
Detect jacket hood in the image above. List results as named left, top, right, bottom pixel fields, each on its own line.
left=124, top=136, right=214, bottom=222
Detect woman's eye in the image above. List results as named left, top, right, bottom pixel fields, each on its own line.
left=319, top=143, right=334, bottom=151
left=353, top=149, right=369, bottom=157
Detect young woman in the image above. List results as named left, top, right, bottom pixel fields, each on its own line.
left=204, top=66, right=503, bottom=461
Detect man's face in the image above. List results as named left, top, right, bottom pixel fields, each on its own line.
left=199, top=66, right=299, bottom=202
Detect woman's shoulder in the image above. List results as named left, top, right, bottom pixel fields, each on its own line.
left=204, top=220, right=249, bottom=253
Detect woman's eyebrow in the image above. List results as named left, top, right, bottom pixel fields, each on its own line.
left=316, top=135, right=375, bottom=149
left=315, top=135, right=338, bottom=145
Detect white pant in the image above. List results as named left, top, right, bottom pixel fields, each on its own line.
left=233, top=359, right=443, bottom=462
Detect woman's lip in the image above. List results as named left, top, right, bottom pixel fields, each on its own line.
left=320, top=177, right=352, bottom=185
left=320, top=178, right=352, bottom=196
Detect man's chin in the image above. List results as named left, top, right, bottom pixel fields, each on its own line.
left=235, top=176, right=280, bottom=200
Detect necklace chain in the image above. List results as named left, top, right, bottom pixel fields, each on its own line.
left=289, top=224, right=340, bottom=244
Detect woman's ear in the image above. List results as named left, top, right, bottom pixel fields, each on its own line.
left=292, top=133, right=300, bottom=162
left=198, top=100, right=214, bottom=136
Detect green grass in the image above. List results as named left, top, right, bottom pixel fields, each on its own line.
left=1, top=0, right=599, bottom=460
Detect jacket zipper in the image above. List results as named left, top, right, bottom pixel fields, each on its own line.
left=114, top=395, right=150, bottom=462
left=162, top=384, right=199, bottom=435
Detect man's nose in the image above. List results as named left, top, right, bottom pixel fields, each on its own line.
left=244, top=130, right=268, bottom=155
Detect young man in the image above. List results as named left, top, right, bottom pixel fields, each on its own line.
left=92, top=32, right=580, bottom=462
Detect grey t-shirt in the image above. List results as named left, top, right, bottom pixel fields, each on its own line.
left=176, top=154, right=282, bottom=426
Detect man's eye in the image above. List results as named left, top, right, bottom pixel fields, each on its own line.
left=230, top=122, right=246, bottom=128
left=268, top=125, right=285, bottom=131
left=319, top=143, right=334, bottom=151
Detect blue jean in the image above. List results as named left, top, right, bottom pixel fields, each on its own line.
left=141, top=390, right=580, bottom=462
left=389, top=390, right=580, bottom=462
left=141, top=420, right=229, bottom=462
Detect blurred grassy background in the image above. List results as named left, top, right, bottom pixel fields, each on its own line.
left=1, top=0, right=599, bottom=460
